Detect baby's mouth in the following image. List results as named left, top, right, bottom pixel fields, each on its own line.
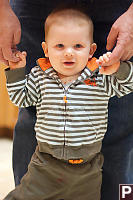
left=63, top=61, right=75, bottom=66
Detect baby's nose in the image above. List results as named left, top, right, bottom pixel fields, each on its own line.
left=64, top=48, right=74, bottom=57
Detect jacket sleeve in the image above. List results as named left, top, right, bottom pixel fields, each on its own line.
left=102, top=61, right=133, bottom=98
left=5, top=66, right=40, bottom=107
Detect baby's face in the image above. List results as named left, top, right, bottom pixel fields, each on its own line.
left=44, top=21, right=95, bottom=78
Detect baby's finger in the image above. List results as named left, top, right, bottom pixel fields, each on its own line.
left=15, top=51, right=22, bottom=58
left=96, top=59, right=102, bottom=65
left=106, top=52, right=112, bottom=57
left=99, top=56, right=104, bottom=63
left=22, top=51, right=27, bottom=57
left=16, top=51, right=26, bottom=60
left=98, top=52, right=112, bottom=64
left=103, top=54, right=110, bottom=63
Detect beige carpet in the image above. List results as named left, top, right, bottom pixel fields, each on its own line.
left=0, top=139, right=14, bottom=199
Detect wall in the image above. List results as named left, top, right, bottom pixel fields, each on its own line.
left=0, top=65, right=18, bottom=137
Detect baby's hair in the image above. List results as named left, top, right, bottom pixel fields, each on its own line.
left=45, top=3, right=94, bottom=42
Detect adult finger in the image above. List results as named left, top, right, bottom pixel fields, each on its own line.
left=13, top=27, right=21, bottom=45
left=2, top=46, right=20, bottom=62
left=106, top=26, right=119, bottom=51
left=110, top=44, right=124, bottom=61
left=102, top=44, right=124, bottom=66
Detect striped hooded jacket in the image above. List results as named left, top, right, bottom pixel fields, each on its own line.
left=5, top=58, right=133, bottom=160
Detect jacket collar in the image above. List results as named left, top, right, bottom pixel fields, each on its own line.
left=37, top=57, right=99, bottom=80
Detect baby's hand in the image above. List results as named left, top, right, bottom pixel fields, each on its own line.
left=9, top=51, right=27, bottom=70
left=96, top=52, right=120, bottom=75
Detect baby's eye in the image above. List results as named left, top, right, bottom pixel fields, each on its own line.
left=56, top=44, right=64, bottom=48
left=74, top=44, right=83, bottom=49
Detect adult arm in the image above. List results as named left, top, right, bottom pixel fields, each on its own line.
left=0, top=0, right=21, bottom=65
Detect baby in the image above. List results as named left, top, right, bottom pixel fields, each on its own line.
left=4, top=6, right=133, bottom=200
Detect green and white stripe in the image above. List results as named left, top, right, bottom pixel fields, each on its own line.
left=6, top=61, right=133, bottom=147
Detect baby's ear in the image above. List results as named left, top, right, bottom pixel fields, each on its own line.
left=88, top=43, right=97, bottom=59
left=42, top=42, right=48, bottom=57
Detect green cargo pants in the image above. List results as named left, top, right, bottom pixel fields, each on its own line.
left=4, top=146, right=103, bottom=200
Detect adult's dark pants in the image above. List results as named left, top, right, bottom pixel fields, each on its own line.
left=10, top=0, right=133, bottom=200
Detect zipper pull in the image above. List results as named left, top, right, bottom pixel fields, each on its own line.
left=63, top=95, right=67, bottom=103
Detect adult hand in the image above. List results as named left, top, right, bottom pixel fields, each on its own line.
left=0, top=1, right=21, bottom=66
left=102, top=3, right=133, bottom=69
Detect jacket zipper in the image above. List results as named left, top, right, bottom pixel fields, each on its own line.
left=62, top=82, right=76, bottom=157
left=58, top=81, right=74, bottom=158
left=63, top=88, right=67, bottom=157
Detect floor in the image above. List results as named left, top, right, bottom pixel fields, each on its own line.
left=0, top=139, right=15, bottom=199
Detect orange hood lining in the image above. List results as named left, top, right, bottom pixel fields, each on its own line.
left=37, top=57, right=99, bottom=72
